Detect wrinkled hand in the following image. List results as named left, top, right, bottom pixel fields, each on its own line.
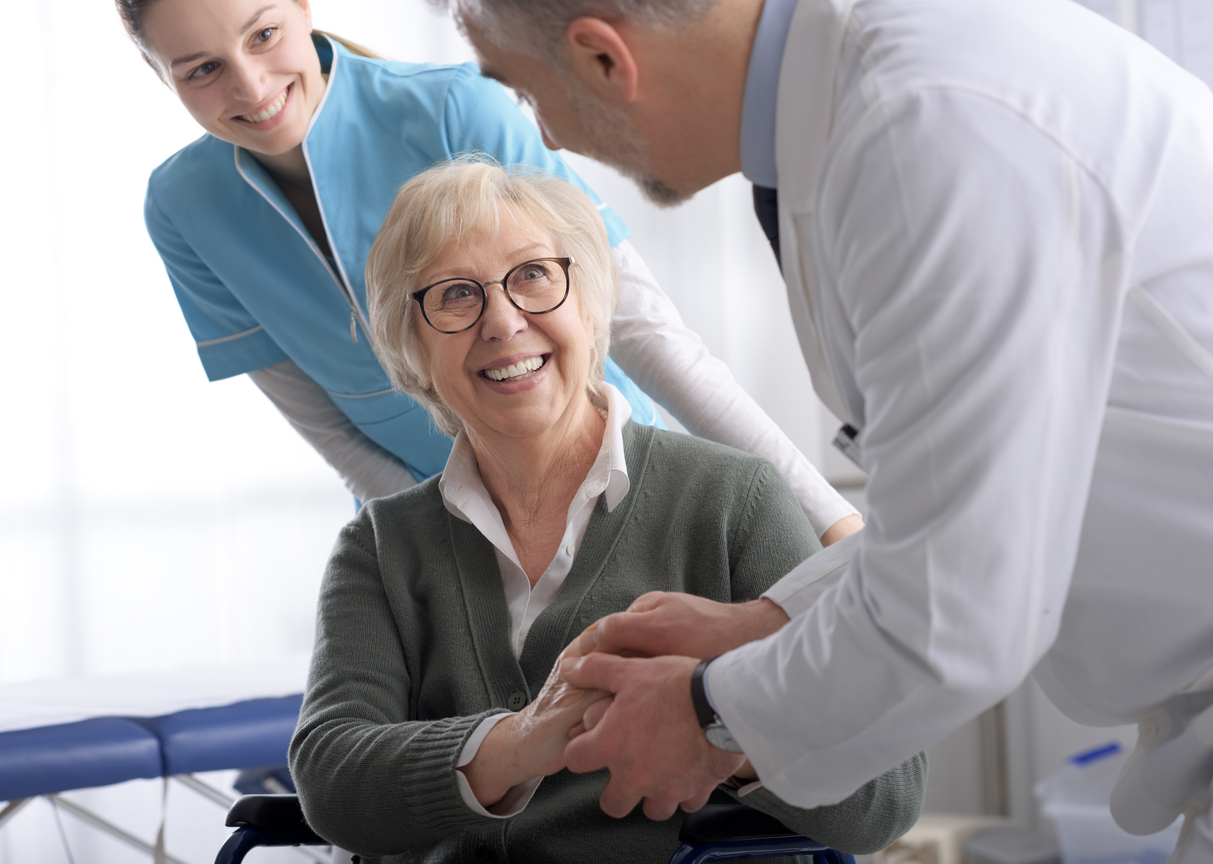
left=560, top=653, right=746, bottom=820
left=577, top=592, right=790, bottom=660
left=513, top=638, right=612, bottom=775
left=460, top=638, right=609, bottom=806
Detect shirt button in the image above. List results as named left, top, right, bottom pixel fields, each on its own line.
left=507, top=690, right=527, bottom=710
left=566, top=543, right=575, bottom=556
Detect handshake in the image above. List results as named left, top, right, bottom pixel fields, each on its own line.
left=459, top=591, right=791, bottom=821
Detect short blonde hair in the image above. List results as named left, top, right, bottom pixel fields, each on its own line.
left=366, top=157, right=617, bottom=437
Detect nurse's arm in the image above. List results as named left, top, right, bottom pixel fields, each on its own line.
left=249, top=358, right=417, bottom=501
left=608, top=240, right=861, bottom=543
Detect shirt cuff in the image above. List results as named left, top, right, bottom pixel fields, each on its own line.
left=760, top=530, right=862, bottom=619
left=704, top=668, right=763, bottom=796
left=720, top=775, right=765, bottom=797
left=454, top=713, right=544, bottom=818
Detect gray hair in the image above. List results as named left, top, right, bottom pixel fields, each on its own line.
left=439, top=0, right=719, bottom=65
left=366, top=156, right=617, bottom=438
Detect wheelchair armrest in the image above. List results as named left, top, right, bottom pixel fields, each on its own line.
left=678, top=800, right=802, bottom=844
left=225, top=794, right=323, bottom=841
left=217, top=795, right=327, bottom=864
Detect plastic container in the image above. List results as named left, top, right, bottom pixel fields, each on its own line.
left=1035, top=743, right=1182, bottom=864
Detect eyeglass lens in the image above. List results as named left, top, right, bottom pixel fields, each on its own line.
left=422, top=259, right=567, bottom=332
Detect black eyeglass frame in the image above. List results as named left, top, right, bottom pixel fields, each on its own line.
left=410, top=257, right=575, bottom=334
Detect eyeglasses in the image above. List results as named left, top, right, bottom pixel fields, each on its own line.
left=411, top=257, right=574, bottom=334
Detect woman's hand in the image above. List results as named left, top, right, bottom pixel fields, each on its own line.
left=458, top=638, right=611, bottom=807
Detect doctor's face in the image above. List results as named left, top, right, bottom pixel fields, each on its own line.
left=142, top=0, right=325, bottom=159
left=465, top=22, right=688, bottom=207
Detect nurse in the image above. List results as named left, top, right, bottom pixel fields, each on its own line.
left=116, top=0, right=863, bottom=543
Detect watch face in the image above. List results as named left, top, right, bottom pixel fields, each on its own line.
left=705, top=723, right=745, bottom=754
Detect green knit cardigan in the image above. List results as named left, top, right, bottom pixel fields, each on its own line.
left=289, top=422, right=926, bottom=863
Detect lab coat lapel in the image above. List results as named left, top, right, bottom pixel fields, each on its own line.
left=775, top=0, right=855, bottom=422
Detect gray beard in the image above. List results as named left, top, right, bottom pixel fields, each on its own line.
left=564, top=77, right=691, bottom=208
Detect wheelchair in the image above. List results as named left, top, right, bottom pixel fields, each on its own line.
left=215, top=794, right=856, bottom=864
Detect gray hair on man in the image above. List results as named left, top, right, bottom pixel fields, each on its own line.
left=366, top=156, right=618, bottom=438
left=437, top=0, right=719, bottom=65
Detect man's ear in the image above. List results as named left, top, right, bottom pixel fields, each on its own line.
left=565, top=17, right=640, bottom=102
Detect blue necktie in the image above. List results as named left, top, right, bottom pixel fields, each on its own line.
left=752, top=184, right=781, bottom=270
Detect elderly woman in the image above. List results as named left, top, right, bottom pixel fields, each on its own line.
left=288, top=160, right=925, bottom=863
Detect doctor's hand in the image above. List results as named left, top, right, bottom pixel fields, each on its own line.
left=560, top=653, right=746, bottom=821
left=577, top=592, right=790, bottom=660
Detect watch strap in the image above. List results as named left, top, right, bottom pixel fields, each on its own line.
left=690, top=656, right=721, bottom=729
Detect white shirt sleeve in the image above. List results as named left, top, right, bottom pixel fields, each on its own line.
left=709, top=90, right=1126, bottom=807
left=608, top=240, right=858, bottom=537
left=454, top=713, right=543, bottom=817
left=247, top=359, right=417, bottom=502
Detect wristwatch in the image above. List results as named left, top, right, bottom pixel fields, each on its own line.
left=690, top=656, right=745, bottom=753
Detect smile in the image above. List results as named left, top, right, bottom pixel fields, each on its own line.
left=482, top=355, right=547, bottom=382
left=236, top=85, right=291, bottom=124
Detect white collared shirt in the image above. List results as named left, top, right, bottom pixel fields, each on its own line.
left=439, top=384, right=632, bottom=656
left=443, top=384, right=631, bottom=817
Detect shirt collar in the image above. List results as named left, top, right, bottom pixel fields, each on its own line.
left=740, top=0, right=800, bottom=188
left=585, top=384, right=632, bottom=513
left=439, top=383, right=633, bottom=527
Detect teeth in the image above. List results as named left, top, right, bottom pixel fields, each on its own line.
left=485, top=356, right=545, bottom=381
left=240, top=88, right=288, bottom=123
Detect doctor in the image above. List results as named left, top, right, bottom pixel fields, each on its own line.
left=119, top=0, right=862, bottom=543
left=449, top=0, right=1213, bottom=854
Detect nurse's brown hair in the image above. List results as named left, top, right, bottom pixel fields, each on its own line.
left=113, top=0, right=381, bottom=75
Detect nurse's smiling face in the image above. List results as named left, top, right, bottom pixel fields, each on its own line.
left=413, top=209, right=598, bottom=448
left=141, top=0, right=324, bottom=160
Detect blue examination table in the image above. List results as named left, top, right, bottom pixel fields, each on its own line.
left=0, top=665, right=308, bottom=863
left=1, top=673, right=857, bottom=864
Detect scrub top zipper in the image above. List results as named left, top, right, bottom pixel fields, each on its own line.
left=236, top=149, right=368, bottom=346
left=297, top=61, right=373, bottom=348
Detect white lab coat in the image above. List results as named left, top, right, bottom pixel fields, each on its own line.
left=707, top=0, right=1213, bottom=857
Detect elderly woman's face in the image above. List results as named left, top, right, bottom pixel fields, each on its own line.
left=415, top=209, right=596, bottom=443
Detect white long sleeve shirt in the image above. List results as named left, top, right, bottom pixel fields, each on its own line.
left=709, top=0, right=1213, bottom=847
left=250, top=240, right=856, bottom=535
left=443, top=385, right=633, bottom=818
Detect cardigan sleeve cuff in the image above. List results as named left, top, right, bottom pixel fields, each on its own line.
left=371, top=712, right=521, bottom=835
left=454, top=713, right=544, bottom=818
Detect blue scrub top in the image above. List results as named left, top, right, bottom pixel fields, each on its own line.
left=145, top=35, right=661, bottom=481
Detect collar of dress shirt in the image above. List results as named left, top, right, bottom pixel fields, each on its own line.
left=438, top=384, right=633, bottom=566
left=740, top=0, right=799, bottom=187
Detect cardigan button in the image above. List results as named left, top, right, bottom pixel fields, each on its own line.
left=507, top=690, right=527, bottom=710
left=474, top=844, right=496, bottom=863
